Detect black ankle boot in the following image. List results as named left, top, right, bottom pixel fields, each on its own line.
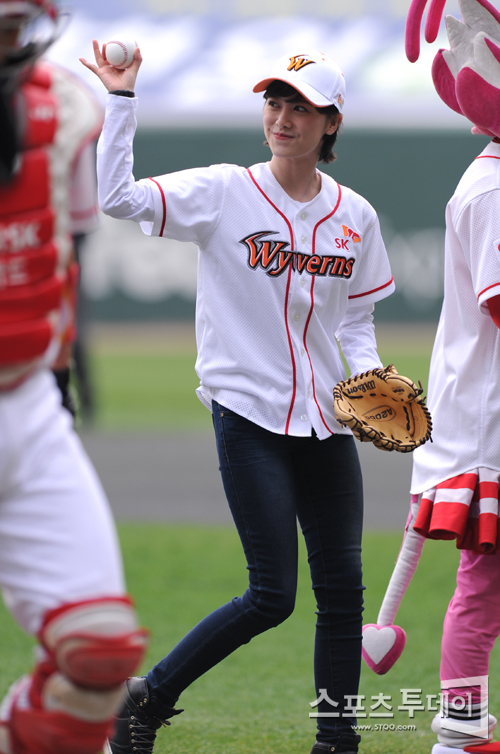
left=106, top=676, right=183, bottom=754
left=310, top=733, right=361, bottom=754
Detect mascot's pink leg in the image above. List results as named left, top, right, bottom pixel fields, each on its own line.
left=441, top=549, right=500, bottom=683
left=430, top=550, right=500, bottom=754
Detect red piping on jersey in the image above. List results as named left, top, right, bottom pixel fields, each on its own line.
left=348, top=276, right=394, bottom=300
left=302, top=183, right=342, bottom=435
left=478, top=281, right=500, bottom=301
left=248, top=168, right=297, bottom=434
left=148, top=177, right=167, bottom=237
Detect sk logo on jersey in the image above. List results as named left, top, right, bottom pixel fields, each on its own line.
left=240, top=231, right=355, bottom=279
left=287, top=55, right=315, bottom=73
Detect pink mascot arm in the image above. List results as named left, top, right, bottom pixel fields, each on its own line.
left=362, top=498, right=426, bottom=675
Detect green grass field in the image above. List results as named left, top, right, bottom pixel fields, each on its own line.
left=1, top=524, right=497, bottom=754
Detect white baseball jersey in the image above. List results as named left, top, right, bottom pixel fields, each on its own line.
left=411, top=140, right=500, bottom=493
left=98, top=94, right=395, bottom=439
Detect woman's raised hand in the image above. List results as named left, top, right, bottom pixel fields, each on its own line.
left=80, top=39, right=142, bottom=92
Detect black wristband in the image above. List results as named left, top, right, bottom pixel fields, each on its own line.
left=53, top=366, right=70, bottom=393
left=52, top=366, right=77, bottom=419
left=109, top=89, right=135, bottom=98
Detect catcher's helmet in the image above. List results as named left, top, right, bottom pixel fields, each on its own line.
left=0, top=0, right=64, bottom=85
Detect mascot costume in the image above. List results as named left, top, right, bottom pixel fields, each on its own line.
left=361, top=2, right=500, bottom=753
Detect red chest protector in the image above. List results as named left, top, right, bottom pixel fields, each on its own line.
left=0, top=65, right=65, bottom=372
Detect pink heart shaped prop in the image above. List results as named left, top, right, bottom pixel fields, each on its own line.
left=362, top=624, right=407, bottom=675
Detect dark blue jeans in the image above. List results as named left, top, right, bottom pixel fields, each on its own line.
left=147, top=401, right=365, bottom=743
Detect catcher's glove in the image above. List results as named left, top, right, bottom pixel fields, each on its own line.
left=333, top=365, right=432, bottom=453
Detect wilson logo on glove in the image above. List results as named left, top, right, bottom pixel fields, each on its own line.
left=345, top=380, right=375, bottom=395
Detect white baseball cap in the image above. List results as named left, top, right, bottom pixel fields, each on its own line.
left=253, top=51, right=346, bottom=112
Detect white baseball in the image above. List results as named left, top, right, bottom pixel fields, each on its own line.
left=104, top=40, right=137, bottom=69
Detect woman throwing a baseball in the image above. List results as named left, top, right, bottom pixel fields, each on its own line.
left=81, top=41, right=394, bottom=754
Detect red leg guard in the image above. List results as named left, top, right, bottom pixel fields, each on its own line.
left=2, top=676, right=114, bottom=754
left=39, top=597, right=148, bottom=689
left=52, top=630, right=147, bottom=689
left=0, top=598, right=148, bottom=754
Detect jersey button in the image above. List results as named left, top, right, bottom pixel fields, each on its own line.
left=301, top=235, right=307, bottom=243
left=300, top=212, right=307, bottom=220
left=300, top=414, right=308, bottom=422
left=293, top=312, right=300, bottom=321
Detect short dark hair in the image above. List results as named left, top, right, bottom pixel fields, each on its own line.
left=263, top=80, right=341, bottom=164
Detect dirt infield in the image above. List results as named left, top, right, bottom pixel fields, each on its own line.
left=87, top=320, right=437, bottom=355
left=79, top=428, right=413, bottom=531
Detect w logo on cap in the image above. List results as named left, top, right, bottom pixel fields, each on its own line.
left=287, top=56, right=315, bottom=73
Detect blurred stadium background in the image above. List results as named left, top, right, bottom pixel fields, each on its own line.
left=53, top=0, right=475, bottom=527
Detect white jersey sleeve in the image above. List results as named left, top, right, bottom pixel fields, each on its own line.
left=143, top=166, right=226, bottom=245
left=335, top=302, right=383, bottom=376
left=97, top=95, right=226, bottom=244
left=97, top=94, right=155, bottom=225
left=454, top=189, right=500, bottom=312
